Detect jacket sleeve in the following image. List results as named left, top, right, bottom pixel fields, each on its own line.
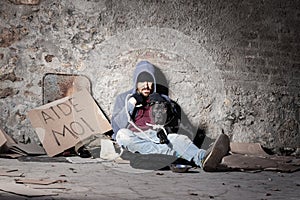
left=111, top=91, right=134, bottom=139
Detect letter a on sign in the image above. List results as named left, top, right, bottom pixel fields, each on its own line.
left=28, top=89, right=112, bottom=157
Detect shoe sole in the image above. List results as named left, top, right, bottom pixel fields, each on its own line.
left=203, top=133, right=230, bottom=172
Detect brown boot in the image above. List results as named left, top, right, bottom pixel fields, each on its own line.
left=202, top=131, right=230, bottom=172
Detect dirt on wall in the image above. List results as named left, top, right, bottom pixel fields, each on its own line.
left=0, top=0, right=299, bottom=155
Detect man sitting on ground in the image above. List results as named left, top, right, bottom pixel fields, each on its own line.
left=111, top=60, right=230, bottom=171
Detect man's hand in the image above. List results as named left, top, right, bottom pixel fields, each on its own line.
left=129, top=92, right=144, bottom=105
left=157, top=129, right=169, bottom=144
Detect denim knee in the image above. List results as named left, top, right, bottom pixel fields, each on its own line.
left=116, top=128, right=132, bottom=148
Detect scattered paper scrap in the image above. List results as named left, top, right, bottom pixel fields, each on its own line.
left=15, top=178, right=67, bottom=185
left=222, top=154, right=300, bottom=172
left=0, top=172, right=23, bottom=177
left=0, top=127, right=45, bottom=157
left=10, top=142, right=46, bottom=155
left=0, top=169, right=24, bottom=177
left=0, top=182, right=58, bottom=197
left=230, top=142, right=269, bottom=157
left=66, top=156, right=104, bottom=164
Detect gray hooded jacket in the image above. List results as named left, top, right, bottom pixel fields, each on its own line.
left=111, top=61, right=157, bottom=139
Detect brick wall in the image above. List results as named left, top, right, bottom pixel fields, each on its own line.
left=0, top=0, right=299, bottom=154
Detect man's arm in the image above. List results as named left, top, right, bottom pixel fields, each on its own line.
left=111, top=92, right=133, bottom=139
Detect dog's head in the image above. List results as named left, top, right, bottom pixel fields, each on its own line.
left=150, top=102, right=169, bottom=125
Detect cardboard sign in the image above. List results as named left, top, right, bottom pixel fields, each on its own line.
left=28, top=90, right=112, bottom=157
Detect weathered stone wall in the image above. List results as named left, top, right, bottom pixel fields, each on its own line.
left=0, top=0, right=299, bottom=153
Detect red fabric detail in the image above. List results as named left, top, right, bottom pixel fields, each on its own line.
left=129, top=104, right=153, bottom=132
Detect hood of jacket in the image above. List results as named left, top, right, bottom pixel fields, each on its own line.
left=132, top=61, right=157, bottom=94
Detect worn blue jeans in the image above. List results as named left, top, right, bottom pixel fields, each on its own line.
left=116, top=128, right=206, bottom=167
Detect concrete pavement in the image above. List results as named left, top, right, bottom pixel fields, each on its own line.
left=0, top=157, right=299, bottom=200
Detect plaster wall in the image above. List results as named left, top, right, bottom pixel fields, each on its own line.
left=0, top=0, right=299, bottom=153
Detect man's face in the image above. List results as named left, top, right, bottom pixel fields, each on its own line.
left=137, top=81, right=153, bottom=97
